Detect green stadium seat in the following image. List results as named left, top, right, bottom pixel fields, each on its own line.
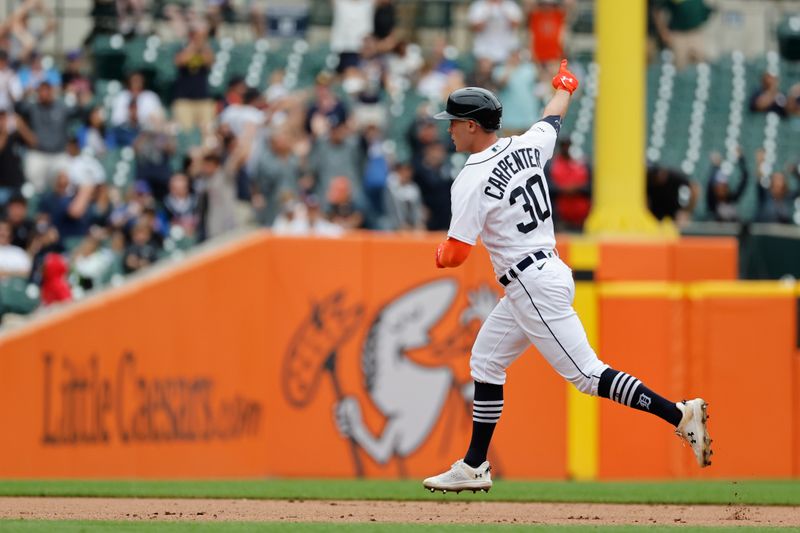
left=0, top=277, right=40, bottom=316
left=92, top=35, right=127, bottom=80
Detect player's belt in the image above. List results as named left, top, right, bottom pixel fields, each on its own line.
left=498, top=250, right=554, bottom=286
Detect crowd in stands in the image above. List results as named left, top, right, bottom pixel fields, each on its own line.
left=0, top=0, right=797, bottom=314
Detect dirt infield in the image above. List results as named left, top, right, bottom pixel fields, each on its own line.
left=2, top=498, right=800, bottom=527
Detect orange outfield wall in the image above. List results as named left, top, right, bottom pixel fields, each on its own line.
left=0, top=232, right=567, bottom=479
left=0, top=232, right=793, bottom=479
left=596, top=238, right=738, bottom=282
left=597, top=287, right=687, bottom=479
left=598, top=283, right=798, bottom=478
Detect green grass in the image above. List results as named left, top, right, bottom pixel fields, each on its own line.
left=0, top=523, right=795, bottom=533
left=0, top=479, right=798, bottom=506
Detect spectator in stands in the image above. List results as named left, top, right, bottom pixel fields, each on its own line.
left=111, top=72, right=164, bottom=131
left=4, top=193, right=34, bottom=250
left=264, top=70, right=291, bottom=112
left=756, top=170, right=796, bottom=224
left=0, top=110, right=36, bottom=204
left=220, top=75, right=246, bottom=110
left=385, top=40, right=424, bottom=98
left=493, top=48, right=540, bottom=135
left=416, top=58, right=451, bottom=103
left=116, top=0, right=148, bottom=36
left=360, top=123, right=390, bottom=221
left=384, top=161, right=424, bottom=230
left=88, top=182, right=113, bottom=231
left=26, top=218, right=61, bottom=285
left=78, top=106, right=114, bottom=157
left=271, top=191, right=303, bottom=233
left=307, top=114, right=362, bottom=202
left=0, top=219, right=31, bottom=278
left=407, top=116, right=442, bottom=162
left=244, top=0, right=268, bottom=38
left=38, top=170, right=94, bottom=247
left=7, top=0, right=56, bottom=65
left=413, top=141, right=452, bottom=231
left=162, top=173, right=200, bottom=237
left=652, top=0, right=713, bottom=69
left=549, top=139, right=592, bottom=231
left=468, top=0, right=523, bottom=65
left=326, top=176, right=365, bottom=230
left=330, top=0, right=374, bottom=73
left=65, top=136, right=106, bottom=188
left=111, top=99, right=141, bottom=148
left=17, top=52, right=61, bottom=95
left=108, top=180, right=150, bottom=236
left=273, top=194, right=344, bottom=236
left=373, top=0, right=398, bottom=53
left=123, top=219, right=159, bottom=274
left=749, top=72, right=788, bottom=117
left=755, top=150, right=798, bottom=224
left=17, top=81, right=81, bottom=193
left=172, top=27, right=216, bottom=132
left=72, top=232, right=114, bottom=290
left=133, top=109, right=176, bottom=202
left=219, top=88, right=265, bottom=137
left=468, top=57, right=498, bottom=94
left=192, top=126, right=254, bottom=240
left=305, top=71, right=348, bottom=138
left=40, top=251, right=71, bottom=304
left=646, top=163, right=698, bottom=226
left=706, top=151, right=748, bottom=223
left=0, top=51, right=23, bottom=113
left=138, top=204, right=166, bottom=245
left=788, top=84, right=800, bottom=117
left=220, top=126, right=255, bottom=227
left=343, top=35, right=388, bottom=129
left=249, top=127, right=301, bottom=226
left=162, top=1, right=203, bottom=40
left=61, top=50, right=93, bottom=100
left=525, top=0, right=571, bottom=67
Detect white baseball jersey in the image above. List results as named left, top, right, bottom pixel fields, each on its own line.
left=447, top=116, right=561, bottom=278
left=449, top=115, right=608, bottom=390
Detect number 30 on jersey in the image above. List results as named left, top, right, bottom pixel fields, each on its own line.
left=509, top=172, right=551, bottom=234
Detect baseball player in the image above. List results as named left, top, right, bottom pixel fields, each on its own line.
left=423, top=60, right=712, bottom=493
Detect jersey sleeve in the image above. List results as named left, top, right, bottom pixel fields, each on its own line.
left=519, top=115, right=561, bottom=160
left=447, top=173, right=485, bottom=246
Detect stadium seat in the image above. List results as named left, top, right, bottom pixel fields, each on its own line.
left=0, top=277, right=40, bottom=317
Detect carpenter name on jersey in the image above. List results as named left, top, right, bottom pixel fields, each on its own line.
left=484, top=147, right=542, bottom=200
left=447, top=115, right=562, bottom=277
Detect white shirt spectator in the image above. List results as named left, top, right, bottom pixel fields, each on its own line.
left=272, top=202, right=344, bottom=237
left=67, top=151, right=106, bottom=187
left=385, top=169, right=424, bottom=229
left=0, top=244, right=31, bottom=275
left=468, top=0, right=522, bottom=64
left=111, top=89, right=164, bottom=128
left=0, top=67, right=23, bottom=112
left=330, top=0, right=374, bottom=54
left=219, top=104, right=265, bottom=137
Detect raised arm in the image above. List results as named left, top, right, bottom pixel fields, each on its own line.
left=542, top=59, right=579, bottom=119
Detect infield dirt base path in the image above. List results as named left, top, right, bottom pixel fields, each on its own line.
left=2, top=498, right=799, bottom=527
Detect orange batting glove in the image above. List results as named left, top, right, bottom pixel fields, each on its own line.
left=551, top=59, right=579, bottom=94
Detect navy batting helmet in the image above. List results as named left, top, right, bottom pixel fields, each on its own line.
left=434, top=87, right=502, bottom=131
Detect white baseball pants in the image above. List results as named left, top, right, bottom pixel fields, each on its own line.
left=471, top=254, right=608, bottom=395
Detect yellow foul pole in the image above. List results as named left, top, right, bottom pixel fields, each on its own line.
left=584, top=0, right=664, bottom=235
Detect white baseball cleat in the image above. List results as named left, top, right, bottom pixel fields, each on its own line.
left=423, top=459, right=492, bottom=493
left=675, top=398, right=713, bottom=467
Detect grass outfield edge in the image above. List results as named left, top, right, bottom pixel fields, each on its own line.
left=0, top=479, right=798, bottom=506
